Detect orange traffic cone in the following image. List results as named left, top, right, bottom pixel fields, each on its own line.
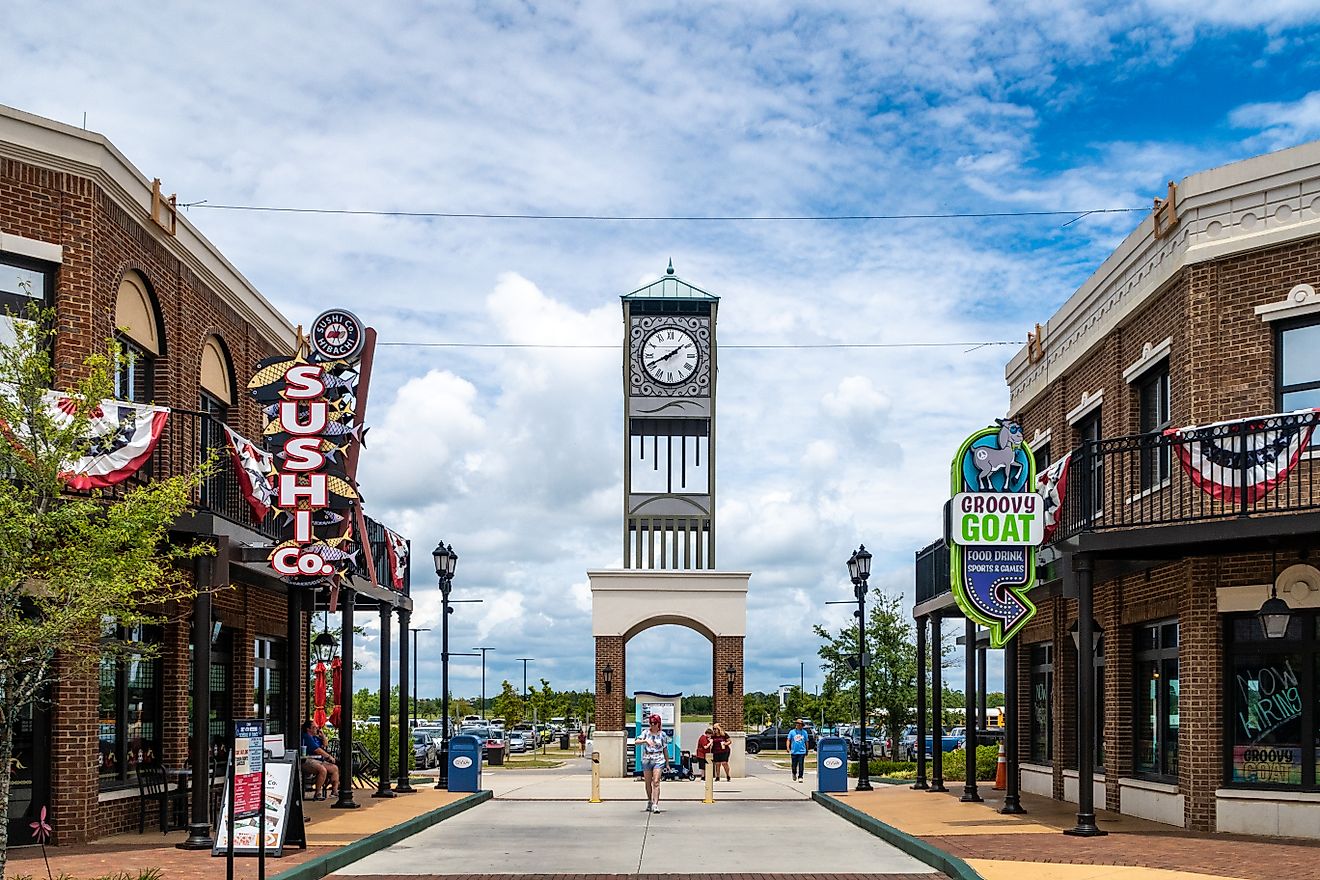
left=993, top=740, right=1007, bottom=790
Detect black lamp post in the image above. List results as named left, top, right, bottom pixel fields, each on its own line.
left=433, top=541, right=458, bottom=788
left=848, top=544, right=873, bottom=792
left=313, top=630, right=337, bottom=665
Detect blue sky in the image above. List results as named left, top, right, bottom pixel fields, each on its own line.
left=6, top=1, right=1320, bottom=704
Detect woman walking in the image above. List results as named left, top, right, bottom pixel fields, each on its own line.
left=711, top=723, right=732, bottom=781
left=639, top=713, right=670, bottom=813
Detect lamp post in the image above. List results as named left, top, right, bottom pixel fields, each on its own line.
left=473, top=646, right=496, bottom=719
left=408, top=627, right=430, bottom=725
left=432, top=541, right=459, bottom=787
left=848, top=545, right=873, bottom=792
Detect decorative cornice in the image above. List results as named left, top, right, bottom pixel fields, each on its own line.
left=1255, top=283, right=1320, bottom=323
left=1007, top=139, right=1320, bottom=413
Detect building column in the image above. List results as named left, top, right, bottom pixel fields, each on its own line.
left=396, top=607, right=414, bottom=793
left=1181, top=558, right=1223, bottom=832
left=929, top=613, right=947, bottom=792
left=1066, top=553, right=1104, bottom=836
left=913, top=615, right=928, bottom=790
left=333, top=590, right=359, bottom=809
left=713, top=635, right=746, bottom=777
left=179, top=549, right=218, bottom=849
left=594, top=635, right=627, bottom=777
left=962, top=616, right=982, bottom=802
left=285, top=586, right=302, bottom=751
left=374, top=601, right=394, bottom=798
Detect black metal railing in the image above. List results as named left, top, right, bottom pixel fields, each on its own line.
left=356, top=513, right=408, bottom=593
left=915, top=538, right=951, bottom=604
left=1052, top=409, right=1320, bottom=542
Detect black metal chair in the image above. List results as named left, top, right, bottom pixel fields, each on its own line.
left=136, top=765, right=186, bottom=834
left=352, top=741, right=379, bottom=789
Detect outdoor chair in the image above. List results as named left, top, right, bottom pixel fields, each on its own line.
left=352, top=741, right=379, bottom=789
left=136, top=764, right=186, bottom=834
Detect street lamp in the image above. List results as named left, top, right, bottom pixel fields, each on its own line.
left=312, top=630, right=337, bottom=664
left=432, top=541, right=458, bottom=788
left=725, top=664, right=736, bottom=695
left=473, top=646, right=496, bottom=719
left=848, top=544, right=873, bottom=792
left=408, top=627, right=430, bottom=727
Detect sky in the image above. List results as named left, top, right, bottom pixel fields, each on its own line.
left=7, top=0, right=1320, bottom=706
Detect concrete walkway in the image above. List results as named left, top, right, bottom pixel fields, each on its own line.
left=338, top=756, right=936, bottom=876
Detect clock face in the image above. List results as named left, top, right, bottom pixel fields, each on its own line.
left=310, top=309, right=365, bottom=361
left=642, top=326, right=700, bottom=385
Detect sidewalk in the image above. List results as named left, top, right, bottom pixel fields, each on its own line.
left=7, top=787, right=468, bottom=880
left=828, top=783, right=1320, bottom=880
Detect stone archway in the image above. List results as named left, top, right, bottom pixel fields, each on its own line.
left=589, top=570, right=750, bottom=777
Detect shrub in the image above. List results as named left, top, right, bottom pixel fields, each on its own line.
left=356, top=724, right=416, bottom=777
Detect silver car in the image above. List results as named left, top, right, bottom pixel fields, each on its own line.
left=412, top=730, right=439, bottom=768
left=507, top=732, right=528, bottom=753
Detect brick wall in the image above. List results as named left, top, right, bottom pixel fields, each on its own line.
left=712, top=635, right=744, bottom=732
left=595, top=636, right=625, bottom=731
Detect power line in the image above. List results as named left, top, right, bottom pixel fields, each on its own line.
left=179, top=201, right=1145, bottom=223
left=375, top=340, right=1019, bottom=350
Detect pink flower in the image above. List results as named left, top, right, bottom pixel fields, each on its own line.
left=30, top=805, right=52, bottom=844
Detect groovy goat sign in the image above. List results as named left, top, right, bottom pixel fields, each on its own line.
left=948, top=419, right=1042, bottom=647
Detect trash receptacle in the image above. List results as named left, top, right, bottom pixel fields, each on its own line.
left=817, top=736, right=849, bottom=793
left=448, top=734, right=482, bottom=792
left=487, top=742, right=506, bottom=766
left=560, top=732, right=570, bottom=750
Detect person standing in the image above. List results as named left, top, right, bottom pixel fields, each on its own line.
left=694, top=727, right=712, bottom=778
left=639, top=714, right=670, bottom=813
left=787, top=718, right=810, bottom=783
left=578, top=727, right=587, bottom=757
left=711, top=723, right=731, bottom=781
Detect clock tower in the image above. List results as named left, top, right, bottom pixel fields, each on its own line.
left=621, top=261, right=718, bottom=569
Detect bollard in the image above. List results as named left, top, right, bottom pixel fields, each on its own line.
left=590, top=751, right=602, bottom=803
left=703, top=755, right=714, bottom=804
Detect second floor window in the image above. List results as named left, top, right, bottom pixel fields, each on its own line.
left=1137, top=362, right=1171, bottom=489
left=1279, top=318, right=1320, bottom=413
left=114, top=335, right=153, bottom=403
left=1075, top=410, right=1103, bottom=518
left=0, top=254, right=53, bottom=314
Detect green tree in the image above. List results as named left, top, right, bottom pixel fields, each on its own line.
left=490, top=679, right=525, bottom=725
left=814, top=589, right=922, bottom=750
left=0, top=311, right=202, bottom=876
left=354, top=687, right=379, bottom=717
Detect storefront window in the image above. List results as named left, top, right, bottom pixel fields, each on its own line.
left=1134, top=620, right=1178, bottom=780
left=188, top=626, right=233, bottom=766
left=1030, top=643, right=1052, bottom=763
left=1226, top=612, right=1316, bottom=788
left=98, top=621, right=162, bottom=789
left=253, top=637, right=286, bottom=735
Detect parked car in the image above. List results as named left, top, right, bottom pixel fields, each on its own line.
left=743, top=725, right=817, bottom=755
left=507, top=732, right=528, bottom=753
left=412, top=730, right=439, bottom=768
left=843, top=726, right=884, bottom=760
left=365, top=715, right=380, bottom=726
left=921, top=730, right=965, bottom=756
left=460, top=725, right=506, bottom=761
left=899, top=724, right=919, bottom=760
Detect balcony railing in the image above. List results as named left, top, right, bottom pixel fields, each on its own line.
left=1052, top=409, right=1320, bottom=543
left=915, top=539, right=950, bottom=605
left=71, top=408, right=408, bottom=592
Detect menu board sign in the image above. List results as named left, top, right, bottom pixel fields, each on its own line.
left=233, top=720, right=264, bottom=819
left=213, top=759, right=305, bottom=857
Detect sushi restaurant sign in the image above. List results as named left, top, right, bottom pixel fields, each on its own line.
left=948, top=419, right=1044, bottom=648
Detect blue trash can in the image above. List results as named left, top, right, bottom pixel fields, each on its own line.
left=817, top=736, right=849, bottom=793
left=448, top=734, right=483, bottom=792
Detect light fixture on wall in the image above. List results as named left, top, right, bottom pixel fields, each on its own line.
left=725, top=663, right=736, bottom=695
left=1259, top=548, right=1291, bottom=640
left=1069, top=619, right=1103, bottom=654
left=602, top=663, right=613, bottom=694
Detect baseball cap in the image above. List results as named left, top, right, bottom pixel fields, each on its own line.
left=649, top=713, right=662, bottom=724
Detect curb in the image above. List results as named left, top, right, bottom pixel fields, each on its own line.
left=271, top=789, right=492, bottom=880
left=811, top=791, right=982, bottom=880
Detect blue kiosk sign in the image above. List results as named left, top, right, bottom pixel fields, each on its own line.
left=949, top=419, right=1043, bottom=648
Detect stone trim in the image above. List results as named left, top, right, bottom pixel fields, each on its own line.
left=1254, top=282, right=1320, bottom=323
left=1066, top=389, right=1104, bottom=425
left=0, top=230, right=62, bottom=263
left=1122, top=337, right=1173, bottom=384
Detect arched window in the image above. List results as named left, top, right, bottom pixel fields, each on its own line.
left=198, top=336, right=234, bottom=508
left=113, top=272, right=162, bottom=402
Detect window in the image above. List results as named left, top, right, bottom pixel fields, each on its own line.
left=98, top=620, right=163, bottom=789
left=1076, top=410, right=1103, bottom=519
left=1136, top=362, right=1171, bottom=489
left=189, top=627, right=233, bottom=765
left=1029, top=643, right=1053, bottom=763
left=0, top=254, right=53, bottom=314
left=113, top=335, right=154, bottom=403
left=1134, top=621, right=1179, bottom=780
left=199, top=392, right=228, bottom=506
left=253, top=637, right=286, bottom=736
left=1226, top=611, right=1318, bottom=789
left=1278, top=319, right=1320, bottom=413
left=1033, top=442, right=1051, bottom=475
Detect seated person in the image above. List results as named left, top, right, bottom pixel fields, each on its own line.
left=301, top=720, right=339, bottom=800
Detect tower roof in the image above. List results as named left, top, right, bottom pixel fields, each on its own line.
left=621, top=260, right=719, bottom=301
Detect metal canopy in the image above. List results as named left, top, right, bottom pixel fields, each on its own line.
left=621, top=269, right=719, bottom=301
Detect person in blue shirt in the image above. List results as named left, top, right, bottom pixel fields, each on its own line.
left=786, top=719, right=811, bottom=782
left=301, top=720, right=339, bottom=800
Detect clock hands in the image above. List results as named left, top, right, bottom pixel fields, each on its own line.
left=645, top=343, right=690, bottom=369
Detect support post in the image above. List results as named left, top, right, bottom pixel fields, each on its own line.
left=1001, top=638, right=1025, bottom=814
left=1065, top=554, right=1105, bottom=836
left=396, top=607, right=414, bottom=793
left=929, top=613, right=947, bottom=792
left=286, top=586, right=302, bottom=752
left=333, top=590, right=359, bottom=809
left=961, top=616, right=982, bottom=802
left=179, top=550, right=217, bottom=849
left=438, top=591, right=451, bottom=789
left=913, top=615, right=928, bottom=790
left=977, top=642, right=987, bottom=735
left=374, top=602, right=394, bottom=797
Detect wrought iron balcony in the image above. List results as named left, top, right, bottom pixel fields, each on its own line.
left=915, top=539, right=951, bottom=605
left=1049, top=409, right=1320, bottom=544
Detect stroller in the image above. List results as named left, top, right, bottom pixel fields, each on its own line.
left=661, top=750, right=695, bottom=781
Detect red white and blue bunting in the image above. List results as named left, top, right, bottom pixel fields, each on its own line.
left=222, top=424, right=277, bottom=520
left=1037, top=450, right=1071, bottom=542
left=57, top=396, right=169, bottom=490
left=1168, top=409, right=1320, bottom=505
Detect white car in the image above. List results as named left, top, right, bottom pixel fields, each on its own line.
left=507, top=732, right=528, bottom=753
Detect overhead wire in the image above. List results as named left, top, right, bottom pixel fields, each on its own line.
left=375, top=340, right=1020, bottom=350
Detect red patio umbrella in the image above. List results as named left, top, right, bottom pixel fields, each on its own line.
left=313, top=661, right=328, bottom=729
left=329, top=656, right=342, bottom=729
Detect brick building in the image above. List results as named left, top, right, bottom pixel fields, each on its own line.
left=914, top=139, right=1320, bottom=838
left=0, top=104, right=415, bottom=846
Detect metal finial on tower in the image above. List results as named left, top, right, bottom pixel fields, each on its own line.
left=666, top=259, right=675, bottom=275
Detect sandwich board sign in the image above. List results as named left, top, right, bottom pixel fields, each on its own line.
left=214, top=754, right=306, bottom=857
left=948, top=419, right=1043, bottom=648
